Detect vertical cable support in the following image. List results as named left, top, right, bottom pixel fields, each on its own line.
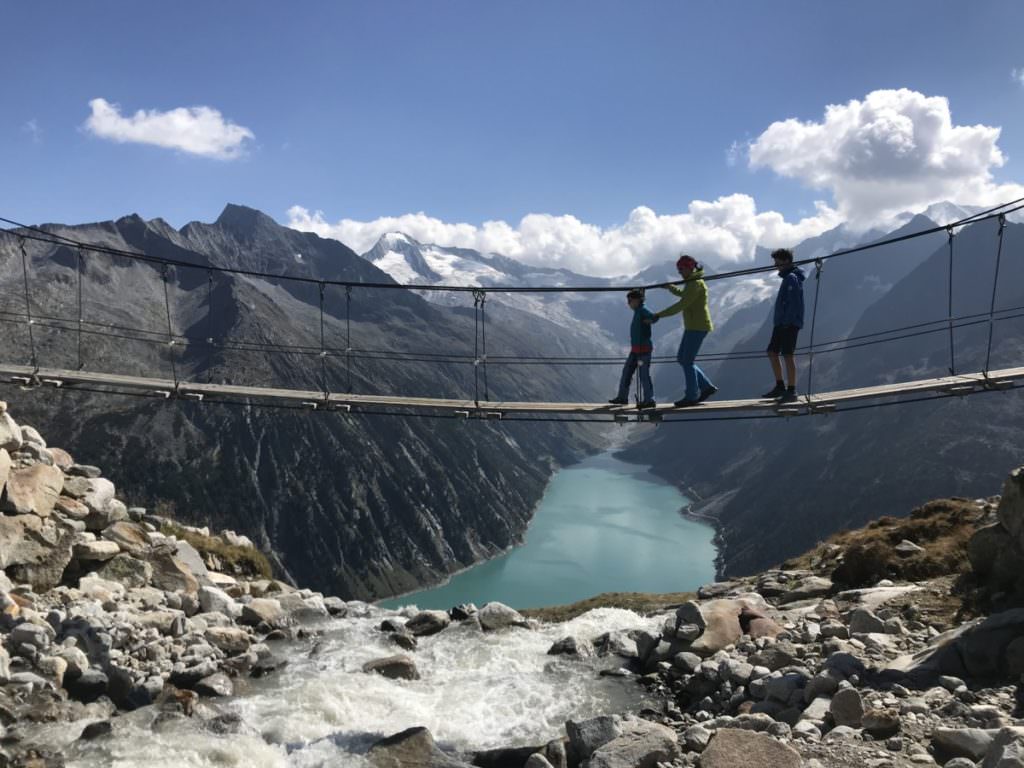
left=160, top=263, right=179, bottom=387
left=345, top=285, right=353, bottom=393
left=76, top=248, right=85, bottom=370
left=318, top=281, right=329, bottom=400
left=946, top=227, right=956, bottom=376
left=804, top=259, right=824, bottom=404
left=984, top=215, right=1006, bottom=375
left=205, top=269, right=215, bottom=383
left=17, top=236, right=38, bottom=370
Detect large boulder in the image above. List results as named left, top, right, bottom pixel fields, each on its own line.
left=968, top=524, right=1020, bottom=590
left=932, top=728, right=999, bottom=762
left=567, top=715, right=622, bottom=760
left=478, top=602, right=528, bottom=631
left=149, top=551, right=199, bottom=594
left=996, top=467, right=1024, bottom=549
left=0, top=514, right=75, bottom=590
left=405, top=610, right=451, bottom=637
left=96, top=553, right=153, bottom=588
left=0, top=411, right=23, bottom=451
left=982, top=728, right=1024, bottom=768
left=0, top=448, right=10, bottom=494
left=240, top=597, right=285, bottom=627
left=205, top=626, right=251, bottom=655
left=73, top=539, right=121, bottom=562
left=0, top=464, right=64, bottom=517
left=699, top=729, right=801, bottom=768
left=687, top=599, right=747, bottom=657
left=586, top=718, right=680, bottom=768
left=101, top=521, right=150, bottom=555
left=367, top=727, right=471, bottom=768
left=363, top=655, right=420, bottom=681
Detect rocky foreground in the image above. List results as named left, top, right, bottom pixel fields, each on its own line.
left=4, top=398, right=1024, bottom=768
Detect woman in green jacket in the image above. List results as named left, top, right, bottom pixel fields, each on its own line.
left=649, top=254, right=717, bottom=407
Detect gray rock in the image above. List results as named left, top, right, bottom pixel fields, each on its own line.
left=675, top=601, right=707, bottom=634
left=894, top=539, right=925, bottom=556
left=96, top=554, right=153, bottom=588
left=198, top=586, right=241, bottom=619
left=586, top=717, right=680, bottom=768
left=0, top=514, right=75, bottom=590
left=0, top=644, right=10, bottom=682
left=830, top=687, right=864, bottom=728
left=66, top=668, right=109, bottom=703
left=477, top=602, right=527, bottom=631
left=67, top=465, right=102, bottom=478
left=367, top=726, right=471, bottom=768
left=101, top=521, right=150, bottom=554
left=683, top=724, right=711, bottom=752
left=672, top=651, right=701, bottom=673
left=80, top=478, right=116, bottom=512
left=804, top=672, right=840, bottom=703
left=240, top=597, right=286, bottom=627
left=174, top=539, right=211, bottom=580
left=0, top=411, right=23, bottom=451
left=800, top=697, right=832, bottom=722
left=405, top=610, right=451, bottom=636
left=10, top=621, right=53, bottom=650
left=982, top=727, right=1024, bottom=768
left=205, top=626, right=251, bottom=654
left=150, top=551, right=199, bottom=594
left=778, top=576, right=833, bottom=604
left=849, top=608, right=886, bottom=635
left=566, top=715, right=621, bottom=760
left=699, top=728, right=801, bottom=768
left=323, top=596, right=348, bottom=616
left=524, top=755, right=554, bottom=768
left=0, top=447, right=10, bottom=493
left=944, top=759, right=979, bottom=768
left=0, top=464, right=64, bottom=517
left=593, top=630, right=638, bottom=659
left=996, top=467, right=1024, bottom=554
left=194, top=673, right=233, bottom=697
left=73, top=540, right=121, bottom=561
left=363, top=655, right=420, bottom=681
left=932, top=727, right=998, bottom=761
left=547, top=636, right=594, bottom=657
left=862, top=707, right=900, bottom=738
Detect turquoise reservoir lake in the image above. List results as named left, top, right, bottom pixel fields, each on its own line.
left=381, top=452, right=717, bottom=610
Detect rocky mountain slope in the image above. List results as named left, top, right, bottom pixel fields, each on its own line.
left=7, top=404, right=1024, bottom=768
left=0, top=206, right=611, bottom=600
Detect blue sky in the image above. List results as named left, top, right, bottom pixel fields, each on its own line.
left=3, top=1, right=1023, bottom=274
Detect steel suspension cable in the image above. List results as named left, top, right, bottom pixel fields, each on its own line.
left=985, top=215, right=1007, bottom=375
left=479, top=290, right=489, bottom=401
left=472, top=290, right=482, bottom=405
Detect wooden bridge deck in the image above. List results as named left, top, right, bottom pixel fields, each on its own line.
left=2, top=363, right=1021, bottom=418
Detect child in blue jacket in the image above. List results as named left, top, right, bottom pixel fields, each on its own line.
left=608, top=289, right=656, bottom=409
left=762, top=248, right=806, bottom=403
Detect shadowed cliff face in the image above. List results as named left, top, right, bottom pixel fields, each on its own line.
left=0, top=205, right=609, bottom=600
left=622, top=217, right=1024, bottom=579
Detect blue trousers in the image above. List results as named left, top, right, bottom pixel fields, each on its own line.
left=617, top=352, right=653, bottom=402
left=677, top=331, right=714, bottom=400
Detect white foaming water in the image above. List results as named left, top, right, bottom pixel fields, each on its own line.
left=56, top=606, right=661, bottom=768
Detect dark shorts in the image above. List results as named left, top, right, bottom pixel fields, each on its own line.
left=767, top=325, right=800, bottom=355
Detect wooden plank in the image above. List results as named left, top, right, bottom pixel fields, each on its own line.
left=1, top=363, right=1021, bottom=417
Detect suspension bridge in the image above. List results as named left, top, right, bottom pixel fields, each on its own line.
left=1, top=201, right=1022, bottom=424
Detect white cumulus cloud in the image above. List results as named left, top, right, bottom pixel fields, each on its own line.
left=83, top=98, right=254, bottom=159
left=748, top=88, right=1024, bottom=228
left=287, top=196, right=842, bottom=277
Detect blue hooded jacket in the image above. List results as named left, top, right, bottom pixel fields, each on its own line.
left=773, top=266, right=806, bottom=328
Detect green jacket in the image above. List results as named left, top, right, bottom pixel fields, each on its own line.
left=656, top=269, right=713, bottom=332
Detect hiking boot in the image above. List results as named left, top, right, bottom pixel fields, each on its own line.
left=608, top=397, right=628, bottom=405
left=637, top=400, right=657, bottom=409
left=778, top=390, right=799, bottom=404
left=698, top=386, right=718, bottom=403
left=673, top=398, right=700, bottom=408
left=760, top=383, right=786, bottom=399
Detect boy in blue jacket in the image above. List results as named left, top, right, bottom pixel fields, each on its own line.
left=609, top=289, right=656, bottom=409
left=762, top=248, right=806, bottom=404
